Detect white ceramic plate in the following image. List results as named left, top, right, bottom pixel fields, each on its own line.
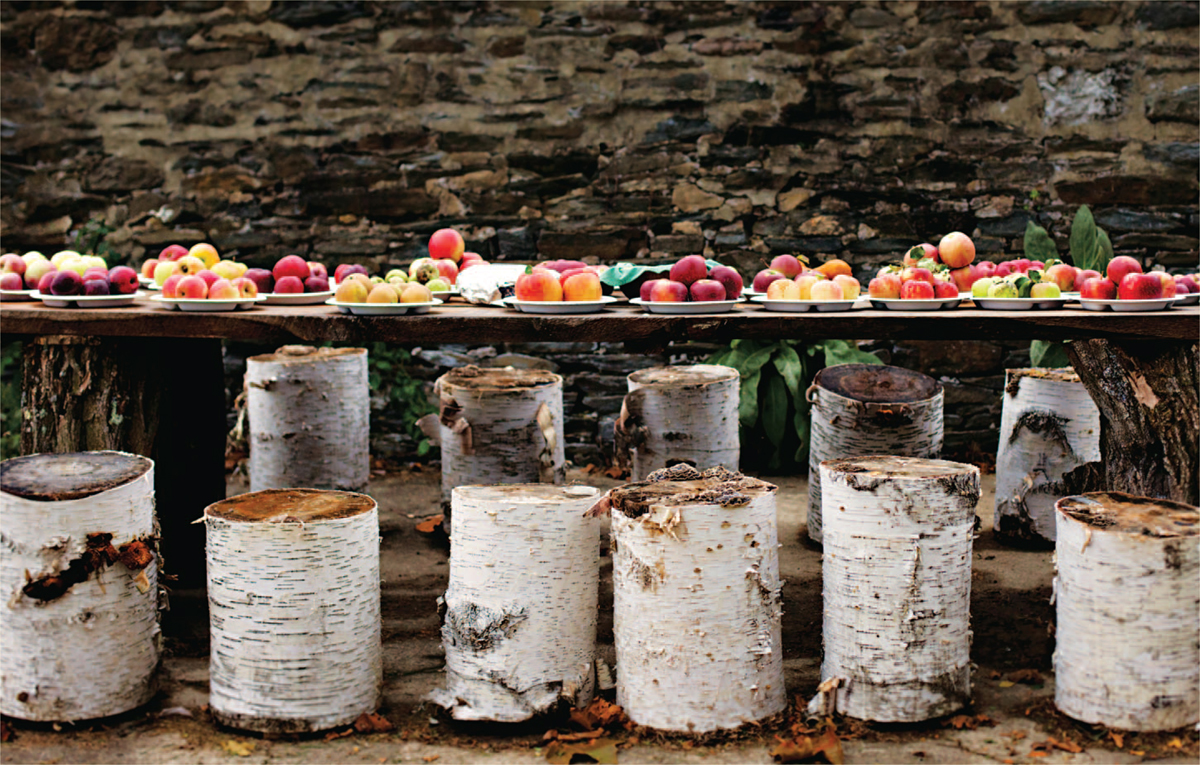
left=750, top=295, right=860, bottom=313
left=1174, top=292, right=1199, bottom=306
left=1, top=288, right=38, bottom=302
left=869, top=296, right=962, bottom=311
left=1079, top=297, right=1176, bottom=312
left=629, top=297, right=743, bottom=314
left=325, top=298, right=442, bottom=316
left=33, top=291, right=139, bottom=308
left=500, top=296, right=619, bottom=314
left=149, top=295, right=264, bottom=312
left=260, top=290, right=335, bottom=306
left=971, top=297, right=1069, bottom=310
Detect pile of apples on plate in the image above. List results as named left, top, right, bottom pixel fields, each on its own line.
left=866, top=232, right=975, bottom=301
left=1077, top=255, right=1196, bottom=301
left=753, top=255, right=862, bottom=301
left=143, top=243, right=264, bottom=299
left=515, top=259, right=610, bottom=302
left=3, top=250, right=139, bottom=297
left=637, top=255, right=744, bottom=303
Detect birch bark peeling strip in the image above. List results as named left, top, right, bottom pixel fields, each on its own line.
left=995, top=368, right=1100, bottom=546
left=205, top=489, right=381, bottom=734
left=609, top=472, right=786, bottom=733
left=807, top=364, right=943, bottom=544
left=1054, top=492, right=1199, bottom=731
left=1, top=451, right=160, bottom=722
left=436, top=367, right=566, bottom=506
left=246, top=346, right=369, bottom=494
left=620, top=364, right=740, bottom=481
left=817, top=456, right=979, bottom=723
left=429, top=484, right=602, bottom=722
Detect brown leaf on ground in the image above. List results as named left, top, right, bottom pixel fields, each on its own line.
left=545, top=738, right=618, bottom=764
left=1007, top=669, right=1044, bottom=685
left=415, top=515, right=444, bottom=534
left=945, top=714, right=996, bottom=730
left=771, top=726, right=844, bottom=764
left=1108, top=731, right=1124, bottom=748
left=354, top=711, right=395, bottom=733
left=423, top=756, right=440, bottom=763
left=0, top=720, right=14, bottom=742
left=568, top=698, right=628, bottom=732
left=553, top=729, right=606, bottom=743
left=324, top=727, right=355, bottom=741
left=1031, top=737, right=1083, bottom=754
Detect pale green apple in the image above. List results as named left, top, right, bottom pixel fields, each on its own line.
left=21, top=251, right=46, bottom=265
left=971, top=277, right=995, bottom=298
left=988, top=280, right=1019, bottom=298
left=385, top=269, right=408, bottom=283
left=426, top=277, right=450, bottom=292
left=81, top=255, right=107, bottom=270
left=1030, top=282, right=1061, bottom=299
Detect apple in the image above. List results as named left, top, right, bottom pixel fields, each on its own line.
left=933, top=279, right=958, bottom=299
left=50, top=250, right=81, bottom=268
left=273, top=254, right=310, bottom=282
left=194, top=269, right=220, bottom=288
left=810, top=280, right=844, bottom=301
left=948, top=265, right=976, bottom=293
left=428, top=228, right=465, bottom=262
left=832, top=274, right=861, bottom=300
left=401, top=282, right=433, bottom=303
left=988, top=280, right=1019, bottom=298
left=768, top=254, right=802, bottom=278
left=307, top=262, right=328, bottom=280
left=971, top=277, right=996, bottom=298
left=1079, top=277, right=1117, bottom=300
left=50, top=270, right=83, bottom=296
left=461, top=251, right=484, bottom=266
left=900, top=280, right=935, bottom=300
left=274, top=275, right=305, bottom=294
left=793, top=274, right=821, bottom=300
left=409, top=258, right=440, bottom=284
left=140, top=259, right=160, bottom=279
left=243, top=268, right=274, bottom=294
left=335, top=278, right=369, bottom=303
left=305, top=275, right=330, bottom=293
left=82, top=279, right=110, bottom=296
left=689, top=279, right=727, bottom=302
left=1076, top=269, right=1101, bottom=285
left=1, top=253, right=26, bottom=276
left=709, top=265, right=744, bottom=300
left=1043, top=264, right=1076, bottom=292
left=433, top=259, right=459, bottom=285
left=543, top=260, right=588, bottom=273
left=334, top=263, right=369, bottom=282
left=427, top=277, right=451, bottom=293
left=107, top=266, right=138, bottom=295
left=900, top=267, right=935, bottom=285
left=975, top=261, right=997, bottom=279
left=175, top=255, right=207, bottom=277
left=563, top=271, right=603, bottom=301
left=176, top=275, right=209, bottom=299
left=994, top=261, right=1016, bottom=278
left=1118, top=272, right=1163, bottom=300
left=153, top=261, right=179, bottom=286
left=231, top=276, right=258, bottom=298
left=669, top=255, right=708, bottom=286
left=1153, top=272, right=1176, bottom=297
left=21, top=251, right=46, bottom=265
left=515, top=268, right=563, bottom=301
left=904, top=243, right=939, bottom=268
left=161, top=274, right=186, bottom=298
left=158, top=244, right=189, bottom=262
left=61, top=259, right=89, bottom=277
left=0, top=272, right=25, bottom=291
left=1106, top=255, right=1142, bottom=285
left=648, top=280, right=688, bottom=302
left=766, top=278, right=791, bottom=300
left=82, top=267, right=109, bottom=282
left=208, top=278, right=239, bottom=300
left=211, top=260, right=243, bottom=281
left=37, top=270, right=59, bottom=294
left=1174, top=275, right=1199, bottom=294
left=1030, top=282, right=1061, bottom=299
left=752, top=269, right=786, bottom=293
left=188, top=243, right=220, bottom=269
left=868, top=273, right=902, bottom=299
left=367, top=283, right=399, bottom=303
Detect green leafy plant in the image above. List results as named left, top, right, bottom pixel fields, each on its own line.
left=1, top=341, right=23, bottom=459
left=72, top=216, right=123, bottom=266
left=707, top=339, right=882, bottom=471
left=363, top=342, right=437, bottom=458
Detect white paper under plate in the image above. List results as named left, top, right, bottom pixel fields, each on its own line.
left=1078, top=297, right=1176, bottom=312
left=259, top=290, right=335, bottom=305
left=33, top=291, right=139, bottom=308
left=749, top=295, right=860, bottom=312
left=325, top=298, right=442, bottom=316
left=628, top=297, right=743, bottom=314
left=1174, top=292, right=1199, bottom=306
left=500, top=296, right=619, bottom=314
left=0, top=288, right=38, bottom=302
left=869, top=296, right=962, bottom=311
left=149, top=295, right=264, bottom=312
left=971, top=297, right=1069, bottom=310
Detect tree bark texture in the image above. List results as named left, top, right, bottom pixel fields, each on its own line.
left=430, top=485, right=602, bottom=722
left=19, top=336, right=224, bottom=589
left=813, top=456, right=979, bottom=723
left=616, top=364, right=739, bottom=481
left=205, top=489, right=381, bottom=733
left=806, top=364, right=943, bottom=544
left=246, top=346, right=369, bottom=494
left=609, top=470, right=786, bottom=733
left=1053, top=492, right=1198, bottom=731
left=0, top=452, right=160, bottom=721
left=436, top=367, right=565, bottom=509
left=994, top=369, right=1101, bottom=547
left=1065, top=338, right=1199, bottom=506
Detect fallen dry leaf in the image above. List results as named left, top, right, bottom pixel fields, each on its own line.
left=998, top=681, right=1015, bottom=688
left=545, top=738, right=618, bottom=764
left=945, top=714, right=995, bottom=730
left=354, top=711, right=395, bottom=734
left=1168, top=738, right=1184, bottom=749
left=423, top=756, right=440, bottom=763
left=568, top=697, right=627, bottom=732
left=771, top=726, right=844, bottom=764
left=1031, top=737, right=1083, bottom=754
left=1109, top=731, right=1124, bottom=748
left=324, top=727, right=355, bottom=741
left=415, top=515, right=444, bottom=534
left=219, top=739, right=256, bottom=757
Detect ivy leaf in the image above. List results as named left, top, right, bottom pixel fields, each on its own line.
left=1030, top=340, right=1072, bottom=369
left=761, top=373, right=788, bottom=447
left=1023, top=220, right=1058, bottom=264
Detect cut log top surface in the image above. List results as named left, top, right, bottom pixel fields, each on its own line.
left=0, top=451, right=153, bottom=501
left=1057, top=492, right=1198, bottom=538
left=206, top=488, right=376, bottom=523
left=248, top=345, right=366, bottom=364
left=610, top=466, right=776, bottom=518
left=627, top=363, right=739, bottom=387
left=824, top=455, right=975, bottom=478
left=439, top=365, right=560, bottom=390
left=454, top=484, right=599, bottom=504
left=1005, top=367, right=1081, bottom=389
left=816, top=364, right=941, bottom=403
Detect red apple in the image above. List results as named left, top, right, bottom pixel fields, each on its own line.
left=273, top=254, right=311, bottom=282
left=82, top=278, right=110, bottom=296
left=107, top=265, right=139, bottom=295
left=669, top=255, right=708, bottom=286
left=82, top=267, right=109, bottom=282
left=1106, top=255, right=1142, bottom=285
left=158, top=244, right=189, bottom=262
left=308, top=262, right=328, bottom=280
left=460, top=252, right=485, bottom=270
left=1, top=272, right=25, bottom=291
left=904, top=243, right=939, bottom=267
left=161, top=274, right=185, bottom=298
left=140, top=259, right=160, bottom=279
left=0, top=253, right=26, bottom=276
left=708, top=265, right=744, bottom=300
left=176, top=274, right=209, bottom=299
left=768, top=254, right=802, bottom=278
left=428, top=228, right=465, bottom=262
left=1043, top=263, right=1077, bottom=292
left=1028, top=261, right=1045, bottom=272
left=231, top=276, right=259, bottom=298
left=304, top=275, right=330, bottom=293
left=868, top=273, right=902, bottom=299
left=37, top=270, right=59, bottom=294
left=948, top=265, right=977, bottom=293
left=433, top=259, right=459, bottom=285
left=243, top=268, right=274, bottom=294
left=975, top=261, right=997, bottom=279
left=274, top=275, right=305, bottom=294
left=640, top=278, right=664, bottom=302
left=752, top=269, right=786, bottom=293
left=50, top=270, right=83, bottom=296
left=1153, top=272, right=1176, bottom=297
left=900, top=267, right=935, bottom=285
left=994, top=261, right=1016, bottom=278
left=689, top=279, right=727, bottom=302
left=334, top=263, right=369, bottom=282
left=1076, top=269, right=1101, bottom=285
left=649, top=280, right=689, bottom=302
left=208, top=278, right=239, bottom=300
left=1117, top=272, right=1162, bottom=300
left=900, top=280, right=935, bottom=300
left=933, top=279, right=959, bottom=299
left=196, top=269, right=221, bottom=288
left=936, top=232, right=973, bottom=269
left=515, top=269, right=563, bottom=301
left=1174, top=275, right=1199, bottom=294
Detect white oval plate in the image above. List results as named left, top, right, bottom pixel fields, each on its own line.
left=149, top=295, right=264, bottom=312
left=325, top=298, right=442, bottom=316
left=750, top=295, right=860, bottom=312
left=971, top=297, right=1069, bottom=310
left=260, top=290, right=335, bottom=306
left=869, top=296, right=962, bottom=311
left=501, top=295, right=619, bottom=314
left=1174, top=292, right=1199, bottom=306
left=629, top=297, right=743, bottom=314
left=1079, top=297, right=1176, bottom=312
left=1, top=288, right=38, bottom=302
left=33, top=291, right=139, bottom=308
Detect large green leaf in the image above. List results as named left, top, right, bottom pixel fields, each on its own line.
left=821, top=340, right=883, bottom=367
left=739, top=367, right=763, bottom=428
left=772, top=345, right=803, bottom=402
left=1023, top=220, right=1058, bottom=263
left=1068, top=204, right=1114, bottom=275
left=761, top=374, right=788, bottom=447
left=1030, top=339, right=1072, bottom=369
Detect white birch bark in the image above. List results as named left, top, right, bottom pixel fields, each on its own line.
left=1054, top=492, right=1199, bottom=731
left=429, top=484, right=603, bottom=721
left=618, top=364, right=740, bottom=481
left=995, top=369, right=1100, bottom=546
left=205, top=488, right=381, bottom=733
left=807, top=365, right=943, bottom=544
left=610, top=471, right=786, bottom=733
left=436, top=367, right=565, bottom=507
left=247, top=346, right=369, bottom=494
left=1, top=451, right=160, bottom=722
left=814, top=456, right=979, bottom=723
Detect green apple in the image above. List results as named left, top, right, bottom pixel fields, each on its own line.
left=50, top=250, right=81, bottom=267
left=988, top=280, right=1018, bottom=298
left=385, top=269, right=408, bottom=283
left=971, top=277, right=995, bottom=298
left=1030, top=282, right=1061, bottom=299
left=426, top=277, right=450, bottom=292
left=81, top=255, right=107, bottom=270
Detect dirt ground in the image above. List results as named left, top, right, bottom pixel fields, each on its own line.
left=2, top=466, right=1196, bottom=765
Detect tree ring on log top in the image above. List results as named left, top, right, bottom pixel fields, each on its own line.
left=1056, top=492, right=1198, bottom=537
left=439, top=365, right=561, bottom=391
left=609, top=472, right=776, bottom=519
left=823, top=456, right=981, bottom=502
left=205, top=488, right=376, bottom=523
left=815, top=363, right=941, bottom=403
left=627, top=363, right=739, bottom=388
left=0, top=451, right=153, bottom=502
left=1004, top=366, right=1080, bottom=397
left=247, top=346, right=366, bottom=364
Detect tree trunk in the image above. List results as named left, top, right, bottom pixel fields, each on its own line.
left=1, top=451, right=160, bottom=721
left=1054, top=492, right=1198, bottom=731
left=204, top=489, right=382, bottom=733
left=616, top=364, right=739, bottom=481
left=1066, top=339, right=1199, bottom=505
left=20, top=336, right=224, bottom=589
left=246, top=346, right=369, bottom=493
left=994, top=368, right=1101, bottom=547
left=812, top=456, right=979, bottom=723
left=430, top=485, right=602, bottom=722
left=609, top=468, right=786, bottom=733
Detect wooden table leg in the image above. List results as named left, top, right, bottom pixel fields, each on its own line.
left=21, top=336, right=226, bottom=589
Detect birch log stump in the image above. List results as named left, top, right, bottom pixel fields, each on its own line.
left=813, top=457, right=979, bottom=723
left=429, top=484, right=602, bottom=722
left=205, top=489, right=381, bottom=733
left=806, top=364, right=943, bottom=544
left=246, top=346, right=369, bottom=493
left=609, top=465, right=786, bottom=733
left=1054, top=492, right=1198, bottom=731
left=1, top=451, right=160, bottom=722
left=994, top=369, right=1100, bottom=547
left=616, top=364, right=740, bottom=481
left=436, top=367, right=565, bottom=509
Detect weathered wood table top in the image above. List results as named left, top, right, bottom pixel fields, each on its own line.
left=3, top=298, right=1197, bottom=344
